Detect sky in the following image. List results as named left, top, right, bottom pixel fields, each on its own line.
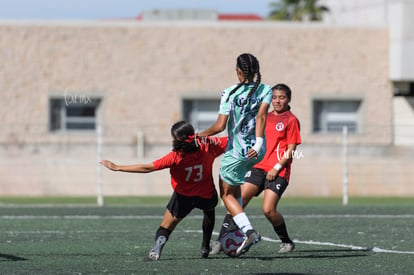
left=0, top=0, right=277, bottom=20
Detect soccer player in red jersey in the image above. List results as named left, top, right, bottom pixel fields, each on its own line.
left=243, top=83, right=301, bottom=253
left=210, top=83, right=301, bottom=255
left=100, top=121, right=227, bottom=260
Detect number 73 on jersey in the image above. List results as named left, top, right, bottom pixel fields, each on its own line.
left=184, top=165, right=203, bottom=182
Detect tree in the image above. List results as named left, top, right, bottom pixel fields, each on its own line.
left=268, top=0, right=329, bottom=21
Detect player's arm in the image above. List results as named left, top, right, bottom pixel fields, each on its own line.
left=248, top=102, right=269, bottom=159
left=198, top=114, right=228, bottom=137
left=100, top=160, right=155, bottom=173
left=266, top=143, right=297, bottom=181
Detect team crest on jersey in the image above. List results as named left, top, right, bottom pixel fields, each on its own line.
left=275, top=122, right=284, bottom=131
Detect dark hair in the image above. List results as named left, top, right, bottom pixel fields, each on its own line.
left=226, top=53, right=262, bottom=105
left=272, top=83, right=292, bottom=110
left=171, top=121, right=199, bottom=153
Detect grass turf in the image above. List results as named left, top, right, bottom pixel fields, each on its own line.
left=0, top=197, right=413, bottom=274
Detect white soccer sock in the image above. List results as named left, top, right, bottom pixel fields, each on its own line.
left=233, top=212, right=253, bottom=234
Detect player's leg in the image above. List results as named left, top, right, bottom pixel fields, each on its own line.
left=233, top=168, right=267, bottom=255
left=196, top=193, right=218, bottom=258
left=210, top=210, right=240, bottom=255
left=211, top=168, right=264, bottom=255
left=149, top=209, right=181, bottom=261
left=201, top=208, right=215, bottom=258
left=218, top=158, right=262, bottom=255
left=262, top=177, right=294, bottom=253
left=242, top=167, right=267, bottom=208
left=212, top=181, right=261, bottom=255
left=214, top=181, right=241, bottom=244
left=218, top=212, right=238, bottom=238
left=149, top=192, right=189, bottom=260
left=241, top=182, right=260, bottom=208
left=219, top=179, right=260, bottom=255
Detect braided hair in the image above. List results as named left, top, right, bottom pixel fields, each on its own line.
left=171, top=121, right=199, bottom=153
left=226, top=53, right=262, bottom=105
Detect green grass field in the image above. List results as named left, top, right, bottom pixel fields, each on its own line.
left=1, top=197, right=413, bottom=274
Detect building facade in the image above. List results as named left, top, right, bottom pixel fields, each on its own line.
left=321, top=0, right=414, bottom=146
left=0, top=19, right=412, bottom=197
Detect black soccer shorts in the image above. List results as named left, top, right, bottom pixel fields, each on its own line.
left=244, top=167, right=288, bottom=198
left=166, top=191, right=218, bottom=219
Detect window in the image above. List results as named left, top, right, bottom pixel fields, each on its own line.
left=183, top=99, right=220, bottom=131
left=313, top=99, right=362, bottom=133
left=49, top=96, right=101, bottom=132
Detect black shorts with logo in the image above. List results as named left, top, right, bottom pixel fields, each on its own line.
left=244, top=167, right=288, bottom=198
left=166, top=191, right=218, bottom=219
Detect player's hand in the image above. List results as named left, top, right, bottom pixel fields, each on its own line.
left=266, top=168, right=278, bottom=181
left=247, top=148, right=258, bottom=159
left=100, top=160, right=119, bottom=171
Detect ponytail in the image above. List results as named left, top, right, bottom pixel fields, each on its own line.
left=171, top=121, right=199, bottom=153
left=226, top=53, right=261, bottom=105
left=243, top=71, right=261, bottom=105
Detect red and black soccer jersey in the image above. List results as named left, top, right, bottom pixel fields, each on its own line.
left=254, top=111, right=301, bottom=183
left=152, top=137, right=227, bottom=198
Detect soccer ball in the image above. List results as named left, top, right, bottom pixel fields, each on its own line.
left=220, top=229, right=245, bottom=257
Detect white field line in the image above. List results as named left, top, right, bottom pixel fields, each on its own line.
left=5, top=228, right=414, bottom=255
left=186, top=230, right=414, bottom=255
left=1, top=214, right=414, bottom=220
left=0, top=215, right=160, bottom=219
left=285, top=214, right=414, bottom=219
left=4, top=230, right=131, bottom=234
left=1, top=214, right=413, bottom=255
left=260, top=236, right=414, bottom=255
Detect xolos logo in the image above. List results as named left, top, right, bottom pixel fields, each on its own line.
left=275, top=122, right=284, bottom=131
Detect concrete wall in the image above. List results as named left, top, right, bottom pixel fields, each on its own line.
left=0, top=21, right=392, bottom=144
left=1, top=20, right=408, bottom=197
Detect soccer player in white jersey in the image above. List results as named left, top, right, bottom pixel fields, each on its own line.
left=199, top=53, right=272, bottom=256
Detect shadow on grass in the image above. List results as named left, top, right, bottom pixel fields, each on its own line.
left=252, top=253, right=368, bottom=260
left=157, top=249, right=369, bottom=262
left=237, top=248, right=369, bottom=260
left=241, top=249, right=368, bottom=261
left=253, top=273, right=317, bottom=275
left=0, top=253, right=28, bottom=261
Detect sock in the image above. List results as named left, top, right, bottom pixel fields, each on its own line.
left=155, top=226, right=172, bottom=241
left=236, top=196, right=242, bottom=206
left=273, top=222, right=292, bottom=243
left=217, top=214, right=238, bottom=240
left=202, top=209, right=215, bottom=248
left=233, top=212, right=253, bottom=234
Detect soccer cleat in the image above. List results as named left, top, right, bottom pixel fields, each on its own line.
left=279, top=242, right=295, bottom=253
left=201, top=245, right=211, bottom=258
left=148, top=235, right=167, bottom=261
left=209, top=240, right=222, bottom=255
left=236, top=230, right=261, bottom=256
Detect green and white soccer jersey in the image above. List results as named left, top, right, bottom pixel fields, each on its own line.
left=219, top=83, right=272, bottom=159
